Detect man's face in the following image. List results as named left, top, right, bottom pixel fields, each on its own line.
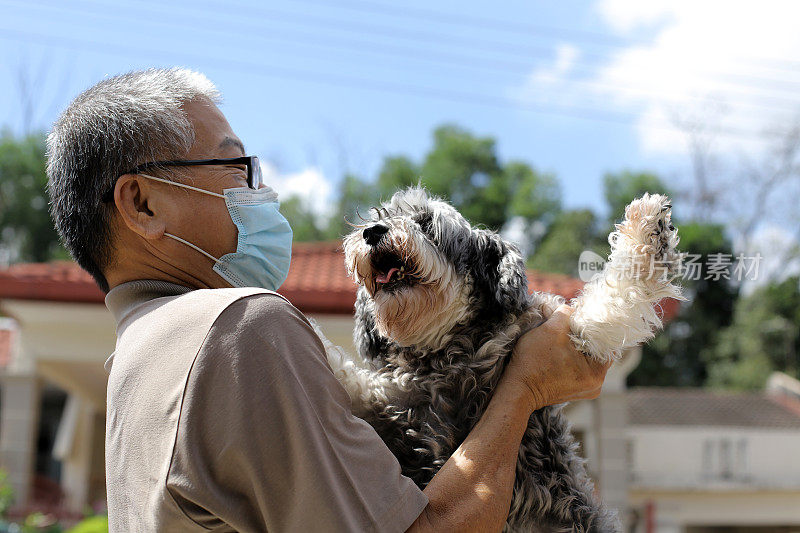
left=154, top=98, right=247, bottom=282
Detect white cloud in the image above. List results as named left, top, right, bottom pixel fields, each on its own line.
left=261, top=162, right=334, bottom=222
left=598, top=0, right=675, bottom=33
left=514, top=1, right=800, bottom=157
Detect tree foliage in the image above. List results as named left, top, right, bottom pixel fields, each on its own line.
left=628, top=222, right=739, bottom=387
left=707, top=276, right=800, bottom=389
left=603, top=170, right=673, bottom=226
left=0, top=131, right=65, bottom=262
left=413, top=125, right=561, bottom=231
left=527, top=209, right=604, bottom=277
left=279, top=196, right=329, bottom=242
left=286, top=124, right=561, bottom=244
left=327, top=174, right=380, bottom=239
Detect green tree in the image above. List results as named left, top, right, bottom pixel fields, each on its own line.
left=524, top=169, right=670, bottom=277
left=707, top=276, right=800, bottom=389
left=375, top=156, right=420, bottom=199
left=603, top=170, right=673, bottom=226
left=628, top=222, right=739, bottom=387
left=418, top=125, right=505, bottom=228
left=505, top=162, right=561, bottom=222
left=373, top=125, right=560, bottom=238
left=279, top=195, right=328, bottom=242
left=527, top=209, right=604, bottom=277
left=0, top=130, right=65, bottom=261
left=325, top=174, right=379, bottom=240
left=0, top=469, right=14, bottom=517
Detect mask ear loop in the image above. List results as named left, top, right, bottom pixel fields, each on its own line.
left=139, top=173, right=226, bottom=199
left=163, top=233, right=220, bottom=263
left=136, top=174, right=226, bottom=262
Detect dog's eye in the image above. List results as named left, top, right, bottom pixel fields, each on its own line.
left=415, top=212, right=434, bottom=236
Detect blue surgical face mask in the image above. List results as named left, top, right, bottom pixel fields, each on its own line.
left=141, top=174, right=293, bottom=291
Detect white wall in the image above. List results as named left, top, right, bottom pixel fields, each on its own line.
left=311, top=314, right=357, bottom=354
left=629, top=426, right=800, bottom=490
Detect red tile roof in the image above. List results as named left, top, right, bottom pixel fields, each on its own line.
left=280, top=242, right=357, bottom=313
left=0, top=261, right=102, bottom=304
left=629, top=387, right=800, bottom=428
left=0, top=243, right=680, bottom=319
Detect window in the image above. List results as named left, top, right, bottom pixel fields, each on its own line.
left=701, top=437, right=748, bottom=482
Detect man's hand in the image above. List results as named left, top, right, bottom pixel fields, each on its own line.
left=502, top=304, right=611, bottom=413
left=409, top=304, right=612, bottom=533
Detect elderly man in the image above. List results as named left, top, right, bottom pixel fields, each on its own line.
left=46, top=68, right=608, bottom=532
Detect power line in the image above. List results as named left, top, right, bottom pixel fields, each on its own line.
left=0, top=27, right=782, bottom=142
left=119, top=0, right=624, bottom=63
left=290, top=0, right=800, bottom=74
left=17, top=0, right=800, bottom=115
left=295, top=0, right=648, bottom=49
left=82, top=0, right=800, bottom=104
left=135, top=0, right=800, bottom=92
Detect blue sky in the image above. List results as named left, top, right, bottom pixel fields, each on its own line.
left=3, top=0, right=800, bottom=226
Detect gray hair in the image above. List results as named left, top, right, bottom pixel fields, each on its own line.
left=46, top=67, right=221, bottom=291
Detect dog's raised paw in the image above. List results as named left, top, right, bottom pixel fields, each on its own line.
left=611, top=193, right=680, bottom=280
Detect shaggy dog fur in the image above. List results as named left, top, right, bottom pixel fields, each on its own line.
left=320, top=187, right=682, bottom=532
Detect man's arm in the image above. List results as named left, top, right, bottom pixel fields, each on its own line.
left=408, top=306, right=609, bottom=532
left=173, top=295, right=605, bottom=532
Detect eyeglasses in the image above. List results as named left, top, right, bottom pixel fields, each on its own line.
left=102, top=155, right=262, bottom=202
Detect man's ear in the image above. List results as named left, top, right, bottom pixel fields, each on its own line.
left=113, top=174, right=166, bottom=240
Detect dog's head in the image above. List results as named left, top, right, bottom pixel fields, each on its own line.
left=343, top=187, right=529, bottom=350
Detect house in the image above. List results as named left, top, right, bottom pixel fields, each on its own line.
left=624, top=384, right=800, bottom=532
left=0, top=241, right=684, bottom=524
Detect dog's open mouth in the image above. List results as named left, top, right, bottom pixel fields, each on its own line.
left=371, top=251, right=415, bottom=292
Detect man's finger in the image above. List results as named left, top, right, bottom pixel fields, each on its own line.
left=553, top=304, right=573, bottom=316
left=547, top=304, right=574, bottom=326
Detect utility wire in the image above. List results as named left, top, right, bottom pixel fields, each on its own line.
left=0, top=26, right=780, bottom=142
left=290, top=0, right=800, bottom=74
left=82, top=0, right=800, bottom=102
left=15, top=0, right=800, bottom=115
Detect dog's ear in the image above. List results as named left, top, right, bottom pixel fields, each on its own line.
left=469, top=229, right=529, bottom=316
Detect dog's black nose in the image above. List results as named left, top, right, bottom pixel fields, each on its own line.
left=363, top=224, right=389, bottom=246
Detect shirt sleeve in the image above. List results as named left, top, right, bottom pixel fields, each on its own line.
left=166, top=293, right=427, bottom=533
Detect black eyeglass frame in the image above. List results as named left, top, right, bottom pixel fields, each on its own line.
left=102, top=156, right=262, bottom=202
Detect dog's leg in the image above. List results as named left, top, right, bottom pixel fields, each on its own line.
left=506, top=406, right=620, bottom=532
left=569, top=193, right=683, bottom=363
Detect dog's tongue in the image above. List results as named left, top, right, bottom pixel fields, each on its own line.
left=375, top=267, right=400, bottom=284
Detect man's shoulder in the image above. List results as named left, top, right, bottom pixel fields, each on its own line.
left=200, top=289, right=320, bottom=366
left=117, top=287, right=302, bottom=359
left=188, top=290, right=331, bottom=403
left=178, top=286, right=290, bottom=310
left=209, top=288, right=306, bottom=329
left=154, top=287, right=298, bottom=328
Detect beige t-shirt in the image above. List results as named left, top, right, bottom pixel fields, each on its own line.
left=104, top=280, right=427, bottom=532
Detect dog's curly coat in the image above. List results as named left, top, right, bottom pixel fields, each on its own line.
left=319, top=187, right=681, bottom=532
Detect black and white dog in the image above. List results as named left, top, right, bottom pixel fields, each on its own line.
left=321, top=187, right=681, bottom=532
